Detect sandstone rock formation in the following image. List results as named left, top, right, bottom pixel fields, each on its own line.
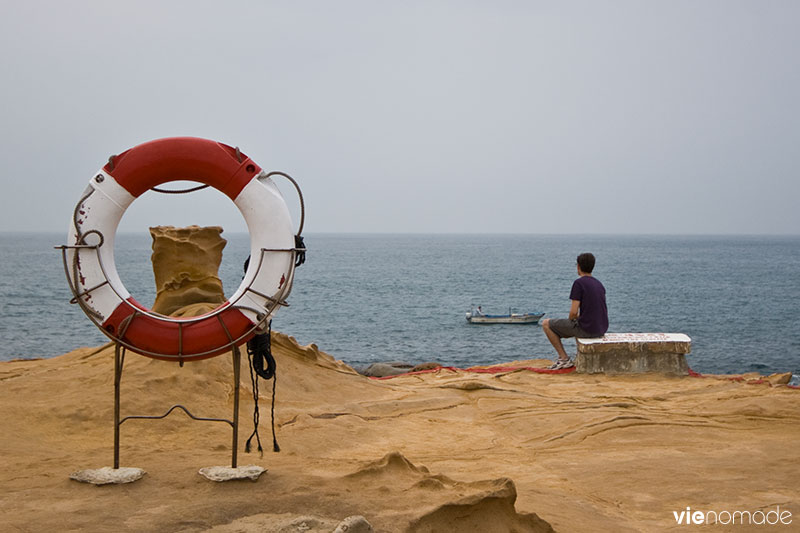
left=149, top=225, right=227, bottom=316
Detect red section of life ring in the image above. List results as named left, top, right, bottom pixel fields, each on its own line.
left=104, top=137, right=261, bottom=200
left=95, top=137, right=268, bottom=360
left=103, top=298, right=253, bottom=361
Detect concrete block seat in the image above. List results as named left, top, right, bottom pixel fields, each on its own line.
left=575, top=333, right=692, bottom=375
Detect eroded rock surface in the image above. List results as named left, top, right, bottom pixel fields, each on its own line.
left=150, top=225, right=227, bottom=315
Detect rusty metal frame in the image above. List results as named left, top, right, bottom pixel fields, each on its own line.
left=55, top=241, right=301, bottom=470
left=113, top=342, right=243, bottom=469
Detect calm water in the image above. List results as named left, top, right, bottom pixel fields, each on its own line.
left=1, top=233, right=799, bottom=382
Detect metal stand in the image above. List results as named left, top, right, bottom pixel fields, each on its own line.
left=60, top=170, right=306, bottom=483
left=113, top=342, right=242, bottom=469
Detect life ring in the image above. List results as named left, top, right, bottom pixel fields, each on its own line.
left=65, top=137, right=297, bottom=361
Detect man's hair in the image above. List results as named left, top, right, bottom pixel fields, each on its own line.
left=577, top=253, right=596, bottom=273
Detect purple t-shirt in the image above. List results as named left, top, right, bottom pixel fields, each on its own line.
left=569, top=276, right=608, bottom=337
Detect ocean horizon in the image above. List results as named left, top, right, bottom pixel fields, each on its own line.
left=1, top=231, right=798, bottom=384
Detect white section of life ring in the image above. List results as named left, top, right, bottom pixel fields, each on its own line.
left=231, top=172, right=294, bottom=322
left=67, top=172, right=135, bottom=319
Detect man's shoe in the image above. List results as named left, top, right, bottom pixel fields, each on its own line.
left=548, top=358, right=574, bottom=370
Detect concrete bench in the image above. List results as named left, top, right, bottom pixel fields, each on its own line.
left=575, top=333, right=692, bottom=375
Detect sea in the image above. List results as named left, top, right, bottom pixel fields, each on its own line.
left=1, top=232, right=798, bottom=385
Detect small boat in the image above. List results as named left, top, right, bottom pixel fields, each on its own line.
left=466, top=307, right=545, bottom=324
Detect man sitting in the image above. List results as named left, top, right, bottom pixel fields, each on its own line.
left=541, top=253, right=608, bottom=369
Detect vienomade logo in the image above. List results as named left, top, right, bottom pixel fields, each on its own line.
left=672, top=506, right=793, bottom=526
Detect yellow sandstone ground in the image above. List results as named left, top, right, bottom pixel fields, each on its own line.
left=0, top=335, right=797, bottom=532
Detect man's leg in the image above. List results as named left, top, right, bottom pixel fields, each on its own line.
left=542, top=318, right=570, bottom=361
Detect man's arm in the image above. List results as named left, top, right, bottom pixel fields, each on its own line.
left=569, top=300, right=580, bottom=321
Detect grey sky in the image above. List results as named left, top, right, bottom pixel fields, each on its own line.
left=1, top=1, right=798, bottom=235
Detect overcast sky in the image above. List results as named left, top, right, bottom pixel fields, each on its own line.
left=1, top=1, right=798, bottom=235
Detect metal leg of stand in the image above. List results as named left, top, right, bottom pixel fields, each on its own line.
left=114, top=343, right=124, bottom=470
left=231, top=345, right=241, bottom=468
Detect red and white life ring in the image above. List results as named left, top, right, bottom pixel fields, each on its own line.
left=66, top=137, right=296, bottom=361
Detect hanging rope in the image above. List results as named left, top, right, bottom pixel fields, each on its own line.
left=294, top=235, right=306, bottom=267
left=241, top=168, right=306, bottom=455
left=245, top=321, right=280, bottom=454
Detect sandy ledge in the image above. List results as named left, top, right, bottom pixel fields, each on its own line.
left=1, top=333, right=798, bottom=532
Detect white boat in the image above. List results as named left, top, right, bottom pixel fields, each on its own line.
left=466, top=308, right=545, bottom=324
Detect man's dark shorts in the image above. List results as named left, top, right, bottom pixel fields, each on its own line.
left=547, top=318, right=603, bottom=339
